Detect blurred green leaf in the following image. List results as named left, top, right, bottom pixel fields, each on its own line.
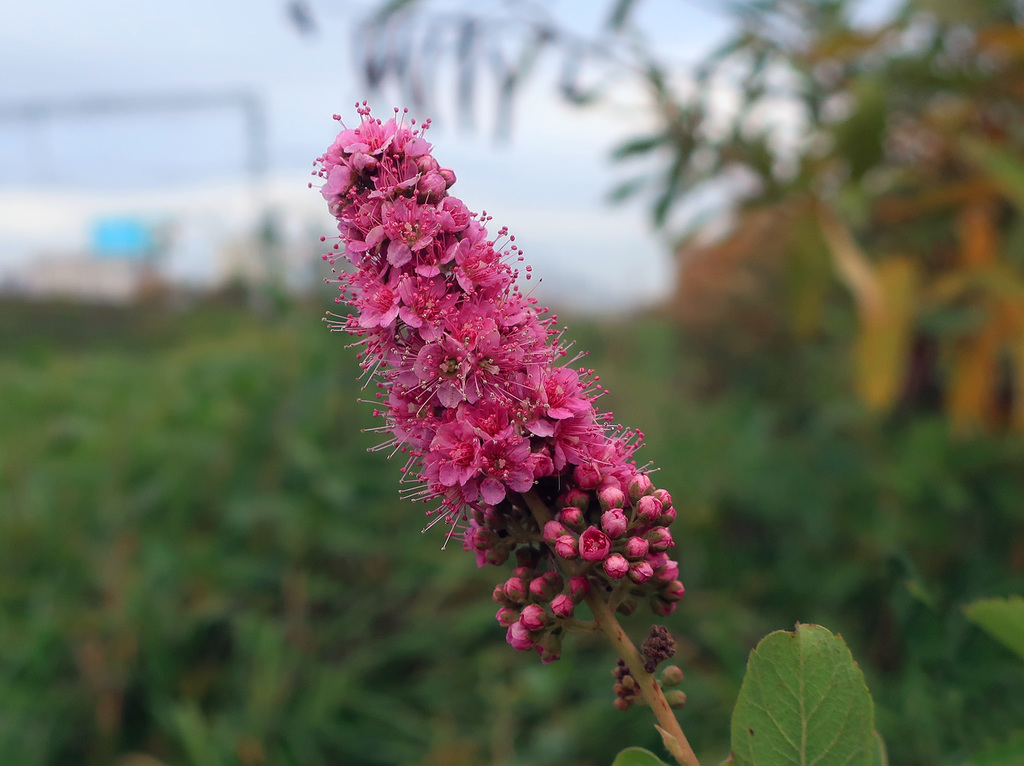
left=964, top=597, right=1024, bottom=662
left=611, top=746, right=670, bottom=766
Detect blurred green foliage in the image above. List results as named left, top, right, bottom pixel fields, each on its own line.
left=0, top=293, right=1021, bottom=765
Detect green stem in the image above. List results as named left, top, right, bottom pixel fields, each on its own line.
left=520, top=491, right=701, bottom=766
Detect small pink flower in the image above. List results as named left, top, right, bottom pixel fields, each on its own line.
left=579, top=526, right=611, bottom=562
left=519, top=604, right=548, bottom=632
left=551, top=594, right=575, bottom=619
left=506, top=622, right=536, bottom=651
left=603, top=553, right=629, bottom=579
left=601, top=509, right=628, bottom=539
left=554, top=534, right=579, bottom=560
left=624, top=536, right=650, bottom=561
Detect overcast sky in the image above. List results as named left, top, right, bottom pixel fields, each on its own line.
left=0, top=0, right=893, bottom=308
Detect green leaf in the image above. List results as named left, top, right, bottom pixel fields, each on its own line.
left=729, top=624, right=876, bottom=766
left=611, top=746, right=670, bottom=766
left=871, top=730, right=889, bottom=766
left=963, top=596, right=1024, bottom=661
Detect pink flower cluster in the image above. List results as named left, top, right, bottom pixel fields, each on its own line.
left=315, top=104, right=684, bottom=658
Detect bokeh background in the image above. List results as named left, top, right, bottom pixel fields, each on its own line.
left=2, top=1, right=1024, bottom=764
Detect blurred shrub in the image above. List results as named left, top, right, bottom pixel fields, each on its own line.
left=0, top=296, right=1021, bottom=765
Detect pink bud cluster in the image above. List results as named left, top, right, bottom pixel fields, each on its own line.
left=537, top=478, right=684, bottom=616
left=314, top=104, right=684, bottom=657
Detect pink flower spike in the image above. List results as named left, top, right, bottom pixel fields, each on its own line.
left=604, top=553, right=630, bottom=579
left=579, top=526, right=611, bottom=562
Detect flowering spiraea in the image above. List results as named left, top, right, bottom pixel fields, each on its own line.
left=314, top=104, right=684, bottom=662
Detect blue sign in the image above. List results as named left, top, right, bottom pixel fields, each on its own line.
left=91, top=217, right=154, bottom=259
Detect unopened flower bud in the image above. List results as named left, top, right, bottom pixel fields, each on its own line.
left=554, top=534, right=579, bottom=560
left=536, top=630, right=563, bottom=664
left=663, top=580, right=686, bottom=602
left=646, top=527, right=674, bottom=552
left=664, top=690, right=687, bottom=709
left=529, top=571, right=561, bottom=600
left=484, top=546, right=509, bottom=566
left=598, top=485, right=625, bottom=511
left=660, top=665, right=684, bottom=687
left=519, top=604, right=548, bottom=631
left=417, top=172, right=447, bottom=203
left=504, top=577, right=527, bottom=603
left=470, top=526, right=495, bottom=550
left=551, top=593, right=575, bottom=619
left=579, top=526, right=611, bottom=562
left=495, top=607, right=519, bottom=627
left=493, top=584, right=511, bottom=606
left=506, top=622, right=535, bottom=651
left=650, top=597, right=677, bottom=617
left=569, top=576, right=591, bottom=604
left=601, top=509, right=628, bottom=539
left=543, top=520, right=568, bottom=546
left=654, top=559, right=680, bottom=584
left=628, top=474, right=654, bottom=504
left=636, top=495, right=663, bottom=523
left=557, top=506, right=584, bottom=530
left=563, top=488, right=590, bottom=511
left=659, top=506, right=677, bottom=526
left=513, top=566, right=533, bottom=579
left=624, top=536, right=649, bottom=561
left=438, top=167, right=457, bottom=187
left=628, top=560, right=654, bottom=584
left=653, top=488, right=672, bottom=508
left=604, top=553, right=629, bottom=579
left=574, top=463, right=601, bottom=490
